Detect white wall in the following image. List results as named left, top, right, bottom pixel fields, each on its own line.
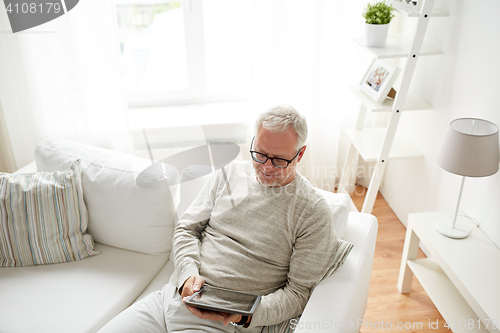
left=380, top=0, right=500, bottom=247
left=0, top=100, right=16, bottom=173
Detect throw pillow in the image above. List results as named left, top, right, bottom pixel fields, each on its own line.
left=322, top=239, right=354, bottom=279
left=0, top=160, right=100, bottom=267
left=261, top=239, right=353, bottom=333
left=35, top=137, right=177, bottom=256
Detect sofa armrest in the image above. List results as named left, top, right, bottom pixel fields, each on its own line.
left=296, top=212, right=378, bottom=333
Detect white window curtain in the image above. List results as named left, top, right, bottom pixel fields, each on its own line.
left=249, top=0, right=362, bottom=191
left=0, top=0, right=363, bottom=188
left=0, top=0, right=129, bottom=170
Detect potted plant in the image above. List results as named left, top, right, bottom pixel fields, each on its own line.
left=362, top=0, right=394, bottom=48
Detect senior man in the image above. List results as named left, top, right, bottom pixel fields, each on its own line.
left=98, top=105, right=337, bottom=332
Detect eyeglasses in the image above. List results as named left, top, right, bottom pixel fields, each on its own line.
left=249, top=137, right=302, bottom=169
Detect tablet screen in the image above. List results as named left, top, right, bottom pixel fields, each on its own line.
left=185, top=285, right=261, bottom=315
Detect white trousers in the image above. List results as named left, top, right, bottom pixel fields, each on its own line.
left=98, top=283, right=263, bottom=333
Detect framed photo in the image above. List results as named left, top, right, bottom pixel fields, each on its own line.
left=360, top=59, right=401, bottom=104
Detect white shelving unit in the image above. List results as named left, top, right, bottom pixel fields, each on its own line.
left=338, top=0, right=448, bottom=213
left=345, top=128, right=423, bottom=162
left=353, top=35, right=443, bottom=59
left=391, top=1, right=449, bottom=17
left=349, top=86, right=432, bottom=112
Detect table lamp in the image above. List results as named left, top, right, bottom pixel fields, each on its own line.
left=436, top=118, right=499, bottom=239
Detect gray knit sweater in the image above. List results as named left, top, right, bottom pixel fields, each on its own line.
left=171, top=161, right=337, bottom=327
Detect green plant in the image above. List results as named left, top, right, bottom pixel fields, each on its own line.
left=362, top=1, right=394, bottom=25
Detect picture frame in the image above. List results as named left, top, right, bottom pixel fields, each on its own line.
left=360, top=59, right=400, bottom=104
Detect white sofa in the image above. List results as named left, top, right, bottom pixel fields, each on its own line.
left=0, top=138, right=378, bottom=333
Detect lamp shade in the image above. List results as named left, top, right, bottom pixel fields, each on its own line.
left=438, top=118, right=499, bottom=177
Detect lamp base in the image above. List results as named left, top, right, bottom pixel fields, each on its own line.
left=436, top=219, right=470, bottom=239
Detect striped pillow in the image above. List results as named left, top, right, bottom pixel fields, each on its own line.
left=262, top=239, right=353, bottom=333
left=322, top=239, right=354, bottom=279
left=0, top=160, right=99, bottom=267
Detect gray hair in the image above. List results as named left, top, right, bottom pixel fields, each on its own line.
left=254, top=105, right=308, bottom=150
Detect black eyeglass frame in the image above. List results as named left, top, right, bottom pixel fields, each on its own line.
left=249, top=137, right=302, bottom=169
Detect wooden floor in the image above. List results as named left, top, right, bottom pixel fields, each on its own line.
left=350, top=186, right=450, bottom=332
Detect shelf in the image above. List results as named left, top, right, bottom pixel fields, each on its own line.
left=354, top=35, right=443, bottom=59
left=390, top=1, right=449, bottom=17
left=350, top=85, right=432, bottom=112
left=407, top=258, right=489, bottom=332
left=410, top=213, right=500, bottom=329
left=345, top=128, right=423, bottom=162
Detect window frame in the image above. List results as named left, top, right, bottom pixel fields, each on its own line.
left=122, top=0, right=251, bottom=108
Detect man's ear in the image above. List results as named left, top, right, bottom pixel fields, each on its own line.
left=297, top=145, right=307, bottom=163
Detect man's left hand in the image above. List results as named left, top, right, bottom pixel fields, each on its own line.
left=182, top=299, right=242, bottom=326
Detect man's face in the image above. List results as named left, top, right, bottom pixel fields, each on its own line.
left=252, top=127, right=305, bottom=187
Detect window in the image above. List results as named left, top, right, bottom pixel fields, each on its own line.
left=115, top=0, right=253, bottom=107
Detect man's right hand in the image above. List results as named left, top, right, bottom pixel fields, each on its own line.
left=180, top=276, right=239, bottom=326
left=180, top=275, right=205, bottom=298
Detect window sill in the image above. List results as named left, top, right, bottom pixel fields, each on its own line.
left=128, top=101, right=250, bottom=152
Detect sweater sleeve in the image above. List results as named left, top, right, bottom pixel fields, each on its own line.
left=170, top=171, right=219, bottom=289
left=249, top=199, right=338, bottom=327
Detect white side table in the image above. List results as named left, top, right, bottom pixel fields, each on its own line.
left=398, top=212, right=500, bottom=333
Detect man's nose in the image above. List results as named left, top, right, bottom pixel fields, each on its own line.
left=263, top=159, right=275, bottom=170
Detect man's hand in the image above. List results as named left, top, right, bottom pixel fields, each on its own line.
left=183, top=305, right=242, bottom=326
left=180, top=276, right=249, bottom=326
left=180, top=275, right=205, bottom=298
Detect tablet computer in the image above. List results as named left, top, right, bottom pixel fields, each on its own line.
left=184, top=285, right=261, bottom=316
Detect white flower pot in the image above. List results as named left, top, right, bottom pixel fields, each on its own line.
left=365, top=23, right=390, bottom=48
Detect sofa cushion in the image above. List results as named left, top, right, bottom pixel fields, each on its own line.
left=0, top=160, right=100, bottom=267
left=0, top=243, right=168, bottom=333
left=177, top=164, right=213, bottom=221
left=315, top=188, right=350, bottom=239
left=35, top=138, right=178, bottom=255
